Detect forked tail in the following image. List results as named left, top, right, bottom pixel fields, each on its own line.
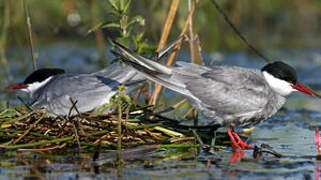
left=110, top=42, right=192, bottom=97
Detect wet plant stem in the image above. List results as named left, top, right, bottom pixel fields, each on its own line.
left=23, top=0, right=37, bottom=70
left=0, top=129, right=53, bottom=139
left=159, top=144, right=200, bottom=149
left=1, top=136, right=74, bottom=150
left=117, top=92, right=123, bottom=161
left=1, top=112, right=33, bottom=126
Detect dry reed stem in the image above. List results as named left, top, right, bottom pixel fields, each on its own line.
left=157, top=0, right=180, bottom=52
left=132, top=85, right=145, bottom=105
left=141, top=0, right=180, bottom=106
left=147, top=0, right=180, bottom=105
left=68, top=97, right=82, bottom=151
left=188, top=0, right=203, bottom=65
left=150, top=0, right=198, bottom=105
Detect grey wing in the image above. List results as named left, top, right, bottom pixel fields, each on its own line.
left=33, top=66, right=140, bottom=116
left=185, top=66, right=270, bottom=126
left=175, top=61, right=212, bottom=75
left=93, top=63, right=145, bottom=88
left=33, top=75, right=115, bottom=116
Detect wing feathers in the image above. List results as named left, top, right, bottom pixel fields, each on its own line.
left=111, top=49, right=194, bottom=97
left=112, top=40, right=172, bottom=75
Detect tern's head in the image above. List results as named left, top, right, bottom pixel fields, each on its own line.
left=261, top=61, right=312, bottom=97
left=5, top=68, right=65, bottom=95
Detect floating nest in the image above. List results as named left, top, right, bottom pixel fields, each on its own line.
left=0, top=104, right=207, bottom=152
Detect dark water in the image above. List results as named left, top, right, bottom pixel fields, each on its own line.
left=2, top=42, right=321, bottom=179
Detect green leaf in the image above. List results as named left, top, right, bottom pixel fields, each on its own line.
left=128, top=16, right=145, bottom=27
left=87, top=22, right=120, bottom=34
left=136, top=32, right=144, bottom=42
left=123, top=0, right=131, bottom=13
left=100, top=23, right=120, bottom=29
left=115, top=37, right=131, bottom=48
left=108, top=0, right=119, bottom=11
left=121, top=94, right=131, bottom=104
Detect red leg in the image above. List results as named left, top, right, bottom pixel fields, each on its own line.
left=227, top=126, right=253, bottom=150
left=315, top=128, right=321, bottom=154
left=232, top=131, right=254, bottom=149
left=227, top=127, right=241, bottom=149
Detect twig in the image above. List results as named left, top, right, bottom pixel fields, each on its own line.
left=1, top=112, right=33, bottom=126
left=261, top=143, right=283, bottom=158
left=156, top=0, right=180, bottom=52
left=22, top=0, right=37, bottom=70
left=68, top=97, right=81, bottom=117
left=156, top=98, right=187, bottom=114
left=18, top=143, right=67, bottom=151
left=68, top=97, right=81, bottom=151
left=13, top=113, right=46, bottom=144
left=0, top=129, right=53, bottom=139
left=132, top=85, right=145, bottom=104
left=153, top=126, right=184, bottom=137
left=188, top=0, right=203, bottom=65
left=210, top=0, right=272, bottom=64
left=72, top=120, right=81, bottom=151
left=150, top=0, right=198, bottom=105
left=144, top=0, right=180, bottom=106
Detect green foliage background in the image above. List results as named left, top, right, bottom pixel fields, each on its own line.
left=1, top=0, right=321, bottom=51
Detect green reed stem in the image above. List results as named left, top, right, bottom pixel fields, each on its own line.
left=23, top=0, right=37, bottom=70
left=117, top=91, right=122, bottom=160
left=2, top=136, right=74, bottom=149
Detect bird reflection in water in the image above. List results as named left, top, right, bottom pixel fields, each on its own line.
left=229, top=151, right=246, bottom=163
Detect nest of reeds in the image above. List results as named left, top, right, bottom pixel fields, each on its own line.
left=0, top=103, right=205, bottom=152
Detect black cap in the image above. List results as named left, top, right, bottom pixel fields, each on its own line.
left=261, top=61, right=297, bottom=85
left=24, top=68, right=65, bottom=84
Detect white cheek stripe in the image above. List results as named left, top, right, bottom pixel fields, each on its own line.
left=24, top=76, right=53, bottom=94
left=263, top=71, right=296, bottom=96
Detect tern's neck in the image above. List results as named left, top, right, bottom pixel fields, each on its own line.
left=21, top=76, right=53, bottom=97
left=262, top=71, right=296, bottom=97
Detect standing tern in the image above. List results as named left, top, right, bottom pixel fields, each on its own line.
left=111, top=41, right=313, bottom=150
left=6, top=63, right=145, bottom=116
